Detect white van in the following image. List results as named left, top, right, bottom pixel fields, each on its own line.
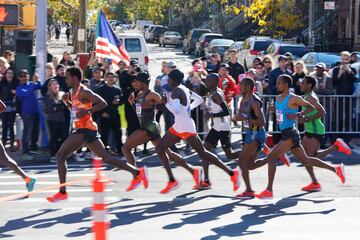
left=115, top=32, right=149, bottom=71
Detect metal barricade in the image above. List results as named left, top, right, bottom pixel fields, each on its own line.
left=193, top=95, right=360, bottom=136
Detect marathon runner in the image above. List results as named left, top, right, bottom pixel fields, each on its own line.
left=155, top=69, right=241, bottom=194
left=122, top=71, right=200, bottom=190
left=299, top=75, right=351, bottom=192
left=251, top=74, right=345, bottom=199
left=47, top=67, right=148, bottom=202
left=231, top=77, right=266, bottom=198
left=200, top=73, right=241, bottom=189
left=0, top=99, right=36, bottom=193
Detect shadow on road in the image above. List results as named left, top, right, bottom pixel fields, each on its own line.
left=0, top=192, right=335, bottom=239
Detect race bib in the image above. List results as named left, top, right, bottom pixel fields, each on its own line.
left=71, top=106, right=78, bottom=120
left=276, top=109, right=283, bottom=123
left=135, top=103, right=142, bottom=116
left=242, top=113, right=249, bottom=128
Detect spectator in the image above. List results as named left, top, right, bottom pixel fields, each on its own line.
left=155, top=61, right=168, bottom=95
left=252, top=57, right=262, bottom=68
left=96, top=71, right=123, bottom=155
left=55, top=25, right=61, bottom=40
left=332, top=51, right=357, bottom=144
left=0, top=57, right=10, bottom=77
left=218, top=63, right=237, bottom=109
left=0, top=68, right=18, bottom=151
left=310, top=62, right=333, bottom=95
left=285, top=52, right=295, bottom=73
left=102, top=58, right=113, bottom=74
left=185, top=68, right=208, bottom=140
left=3, top=50, right=14, bottom=68
left=246, top=68, right=263, bottom=95
left=227, top=49, right=245, bottom=82
left=309, top=62, right=333, bottom=144
left=207, top=53, right=221, bottom=73
left=192, top=59, right=207, bottom=79
left=200, top=56, right=208, bottom=70
left=254, top=62, right=267, bottom=83
left=292, top=61, right=307, bottom=95
left=46, top=63, right=56, bottom=80
left=90, top=66, right=105, bottom=91
left=350, top=52, right=358, bottom=64
left=59, top=51, right=75, bottom=67
left=83, top=51, right=98, bottom=79
left=117, top=60, right=127, bottom=73
left=268, top=55, right=292, bottom=94
left=42, top=64, right=68, bottom=96
left=44, top=79, right=67, bottom=162
left=263, top=55, right=274, bottom=76
left=16, top=70, right=41, bottom=160
left=65, top=26, right=71, bottom=41
left=118, top=59, right=140, bottom=137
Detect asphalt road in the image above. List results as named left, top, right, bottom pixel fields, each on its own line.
left=1, top=38, right=360, bottom=240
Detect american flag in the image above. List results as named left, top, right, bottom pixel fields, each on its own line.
left=95, top=10, right=130, bottom=65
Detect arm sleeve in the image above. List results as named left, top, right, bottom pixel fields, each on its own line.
left=189, top=90, right=203, bottom=110
left=166, top=99, right=181, bottom=114
left=212, top=101, right=230, bottom=117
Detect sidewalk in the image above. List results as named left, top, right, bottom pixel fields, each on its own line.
left=48, top=28, right=75, bottom=61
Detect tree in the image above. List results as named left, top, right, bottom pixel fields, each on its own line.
left=241, top=0, right=303, bottom=37
left=172, top=0, right=204, bottom=34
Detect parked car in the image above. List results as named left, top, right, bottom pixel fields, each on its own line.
left=151, top=26, right=168, bottom=43
left=223, top=41, right=244, bottom=61
left=159, top=31, right=182, bottom=47
left=265, top=42, right=307, bottom=62
left=115, top=32, right=149, bottom=70
left=205, top=39, right=234, bottom=58
left=238, top=36, right=281, bottom=69
left=195, top=33, right=224, bottom=57
left=182, top=28, right=211, bottom=54
left=301, top=52, right=340, bottom=73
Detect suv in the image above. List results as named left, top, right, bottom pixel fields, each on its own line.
left=265, top=43, right=307, bottom=62
left=182, top=28, right=211, bottom=54
left=238, top=36, right=281, bottom=69
left=195, top=33, right=224, bottom=57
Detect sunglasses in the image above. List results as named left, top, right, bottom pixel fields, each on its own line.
left=256, top=67, right=263, bottom=69
left=264, top=61, right=271, bottom=63
left=20, top=75, right=27, bottom=78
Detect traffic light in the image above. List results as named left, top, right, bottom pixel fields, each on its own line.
left=22, top=4, right=35, bottom=27
left=0, top=4, right=19, bottom=26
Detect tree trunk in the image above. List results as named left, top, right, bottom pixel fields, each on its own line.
left=216, top=1, right=226, bottom=34
left=72, top=16, right=79, bottom=53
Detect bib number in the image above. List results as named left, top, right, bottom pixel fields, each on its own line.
left=276, top=109, right=283, bottom=123
left=71, top=107, right=78, bottom=120
left=242, top=113, right=249, bottom=128
left=135, top=103, right=142, bottom=116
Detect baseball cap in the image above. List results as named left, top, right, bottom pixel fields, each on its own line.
left=135, top=71, right=151, bottom=84
left=56, top=64, right=65, bottom=71
left=19, top=69, right=29, bottom=75
left=104, top=58, right=112, bottom=64
left=284, top=52, right=293, bottom=60
left=130, top=59, right=138, bottom=66
left=247, top=68, right=257, bottom=75
left=167, top=61, right=177, bottom=68
left=315, top=62, right=326, bottom=69
left=278, top=55, right=288, bottom=62
left=92, top=66, right=102, bottom=73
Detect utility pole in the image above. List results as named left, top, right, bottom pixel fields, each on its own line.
left=78, top=0, right=87, bottom=53
left=308, top=0, right=316, bottom=51
left=36, top=0, right=47, bottom=84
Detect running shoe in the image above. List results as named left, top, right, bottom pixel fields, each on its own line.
left=255, top=189, right=273, bottom=199
left=139, top=166, right=149, bottom=189
left=262, top=145, right=271, bottom=155
left=236, top=191, right=255, bottom=199
left=160, top=180, right=180, bottom=194
left=46, top=192, right=68, bottom=203
left=26, top=178, right=37, bottom=192
left=278, top=153, right=290, bottom=167
left=192, top=167, right=203, bottom=189
left=126, top=167, right=149, bottom=192
left=198, top=181, right=212, bottom=190
left=22, top=153, right=34, bottom=161
left=335, top=138, right=352, bottom=156
left=335, top=164, right=346, bottom=184
left=302, top=182, right=321, bottom=192
left=230, top=168, right=241, bottom=192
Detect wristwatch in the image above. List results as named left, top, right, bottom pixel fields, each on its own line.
left=304, top=117, right=310, bottom=122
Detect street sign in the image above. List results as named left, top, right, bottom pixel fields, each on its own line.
left=0, top=4, right=19, bottom=26
left=324, top=1, right=335, bottom=10
left=78, top=29, right=85, bottom=42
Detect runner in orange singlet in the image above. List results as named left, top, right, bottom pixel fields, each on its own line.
left=47, top=67, right=148, bottom=203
